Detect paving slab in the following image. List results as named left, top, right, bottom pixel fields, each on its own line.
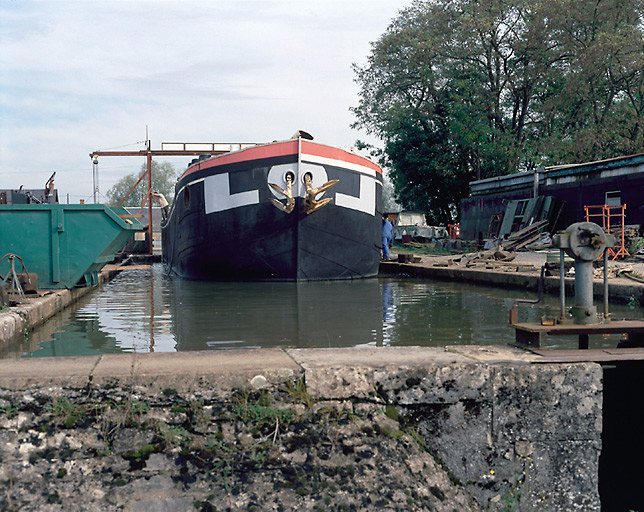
left=287, top=346, right=472, bottom=369
left=0, top=349, right=302, bottom=391
left=92, top=349, right=300, bottom=377
left=0, top=355, right=102, bottom=389
left=445, top=344, right=541, bottom=363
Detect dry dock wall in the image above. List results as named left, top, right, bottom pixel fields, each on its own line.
left=0, top=347, right=601, bottom=511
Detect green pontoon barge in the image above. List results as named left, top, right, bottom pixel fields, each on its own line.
left=0, top=204, right=142, bottom=289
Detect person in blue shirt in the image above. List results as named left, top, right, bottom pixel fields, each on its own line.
left=382, top=215, right=394, bottom=260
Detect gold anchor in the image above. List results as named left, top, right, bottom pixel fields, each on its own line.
left=269, top=174, right=295, bottom=213
left=303, top=173, right=339, bottom=215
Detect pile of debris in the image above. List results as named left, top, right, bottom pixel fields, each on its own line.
left=453, top=220, right=551, bottom=266
left=501, top=220, right=550, bottom=252
left=611, top=224, right=640, bottom=244
left=452, top=247, right=516, bottom=266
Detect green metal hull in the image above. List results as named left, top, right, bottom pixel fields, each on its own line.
left=0, top=204, right=142, bottom=289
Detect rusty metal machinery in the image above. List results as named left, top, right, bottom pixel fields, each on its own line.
left=553, top=222, right=614, bottom=325
left=510, top=222, right=644, bottom=349
left=0, top=253, right=35, bottom=300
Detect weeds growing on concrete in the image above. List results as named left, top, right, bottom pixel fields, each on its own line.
left=284, top=377, right=314, bottom=408
left=0, top=401, right=18, bottom=417
left=47, top=396, right=102, bottom=429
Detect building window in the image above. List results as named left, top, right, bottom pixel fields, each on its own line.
left=605, top=190, right=621, bottom=206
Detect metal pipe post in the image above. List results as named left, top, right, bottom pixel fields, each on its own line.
left=559, top=249, right=566, bottom=321
left=92, top=157, right=99, bottom=204
left=575, top=261, right=594, bottom=308
left=571, top=260, right=598, bottom=324
left=147, top=143, right=153, bottom=255
left=603, top=248, right=609, bottom=320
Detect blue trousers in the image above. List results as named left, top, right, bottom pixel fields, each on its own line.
left=382, top=237, right=391, bottom=259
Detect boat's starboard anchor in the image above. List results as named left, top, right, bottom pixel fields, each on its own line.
left=303, top=174, right=339, bottom=215
left=269, top=174, right=295, bottom=214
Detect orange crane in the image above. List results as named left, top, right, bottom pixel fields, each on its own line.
left=90, top=139, right=256, bottom=255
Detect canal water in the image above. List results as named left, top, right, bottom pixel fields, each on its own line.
left=8, top=264, right=642, bottom=358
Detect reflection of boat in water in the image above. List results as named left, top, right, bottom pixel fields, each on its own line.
left=167, top=278, right=383, bottom=350
left=162, top=132, right=383, bottom=281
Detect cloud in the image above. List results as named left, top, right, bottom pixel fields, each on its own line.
left=0, top=0, right=406, bottom=199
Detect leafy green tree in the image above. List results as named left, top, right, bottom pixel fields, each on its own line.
left=352, top=0, right=644, bottom=223
left=382, top=173, right=401, bottom=213
left=106, top=161, right=178, bottom=207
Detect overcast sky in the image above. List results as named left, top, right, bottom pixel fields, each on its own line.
left=0, top=0, right=408, bottom=203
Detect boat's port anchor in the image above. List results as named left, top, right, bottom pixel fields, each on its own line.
left=510, top=221, right=644, bottom=349
left=269, top=173, right=295, bottom=213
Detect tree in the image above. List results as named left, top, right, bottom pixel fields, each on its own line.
left=106, top=161, right=178, bottom=207
left=352, top=0, right=644, bottom=223
left=382, top=173, right=401, bottom=213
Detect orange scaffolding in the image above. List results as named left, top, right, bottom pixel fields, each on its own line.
left=448, top=223, right=460, bottom=239
left=584, top=204, right=630, bottom=260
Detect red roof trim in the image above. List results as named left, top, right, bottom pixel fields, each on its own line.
left=180, top=139, right=381, bottom=180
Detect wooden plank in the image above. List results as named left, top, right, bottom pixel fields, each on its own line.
left=508, top=233, right=543, bottom=251
left=514, top=321, right=644, bottom=335
left=533, top=349, right=607, bottom=356
left=531, top=347, right=644, bottom=363
left=603, top=348, right=644, bottom=355
left=535, top=353, right=644, bottom=363
left=498, top=201, right=518, bottom=238
left=506, top=219, right=548, bottom=241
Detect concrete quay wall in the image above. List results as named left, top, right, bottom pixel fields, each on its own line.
left=0, top=347, right=601, bottom=511
left=381, top=260, right=644, bottom=305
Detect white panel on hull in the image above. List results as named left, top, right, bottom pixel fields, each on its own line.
left=335, top=174, right=376, bottom=216
left=204, top=173, right=259, bottom=214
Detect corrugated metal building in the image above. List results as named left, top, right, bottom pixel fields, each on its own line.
left=460, top=153, right=644, bottom=240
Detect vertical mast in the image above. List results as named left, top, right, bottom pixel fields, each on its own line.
left=297, top=136, right=302, bottom=184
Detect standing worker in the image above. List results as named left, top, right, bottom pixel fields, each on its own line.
left=382, top=214, right=394, bottom=261
left=152, top=192, right=170, bottom=221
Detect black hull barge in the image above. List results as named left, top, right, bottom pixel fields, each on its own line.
left=161, top=136, right=383, bottom=281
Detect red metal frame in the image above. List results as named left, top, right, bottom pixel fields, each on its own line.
left=584, top=204, right=630, bottom=260
left=448, top=223, right=460, bottom=239
left=90, top=141, right=252, bottom=255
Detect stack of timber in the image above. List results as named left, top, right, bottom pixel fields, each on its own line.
left=501, top=219, right=550, bottom=251
left=610, top=225, right=641, bottom=246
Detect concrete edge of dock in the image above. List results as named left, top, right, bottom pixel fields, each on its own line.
left=0, top=345, right=565, bottom=390
left=380, top=260, right=644, bottom=305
